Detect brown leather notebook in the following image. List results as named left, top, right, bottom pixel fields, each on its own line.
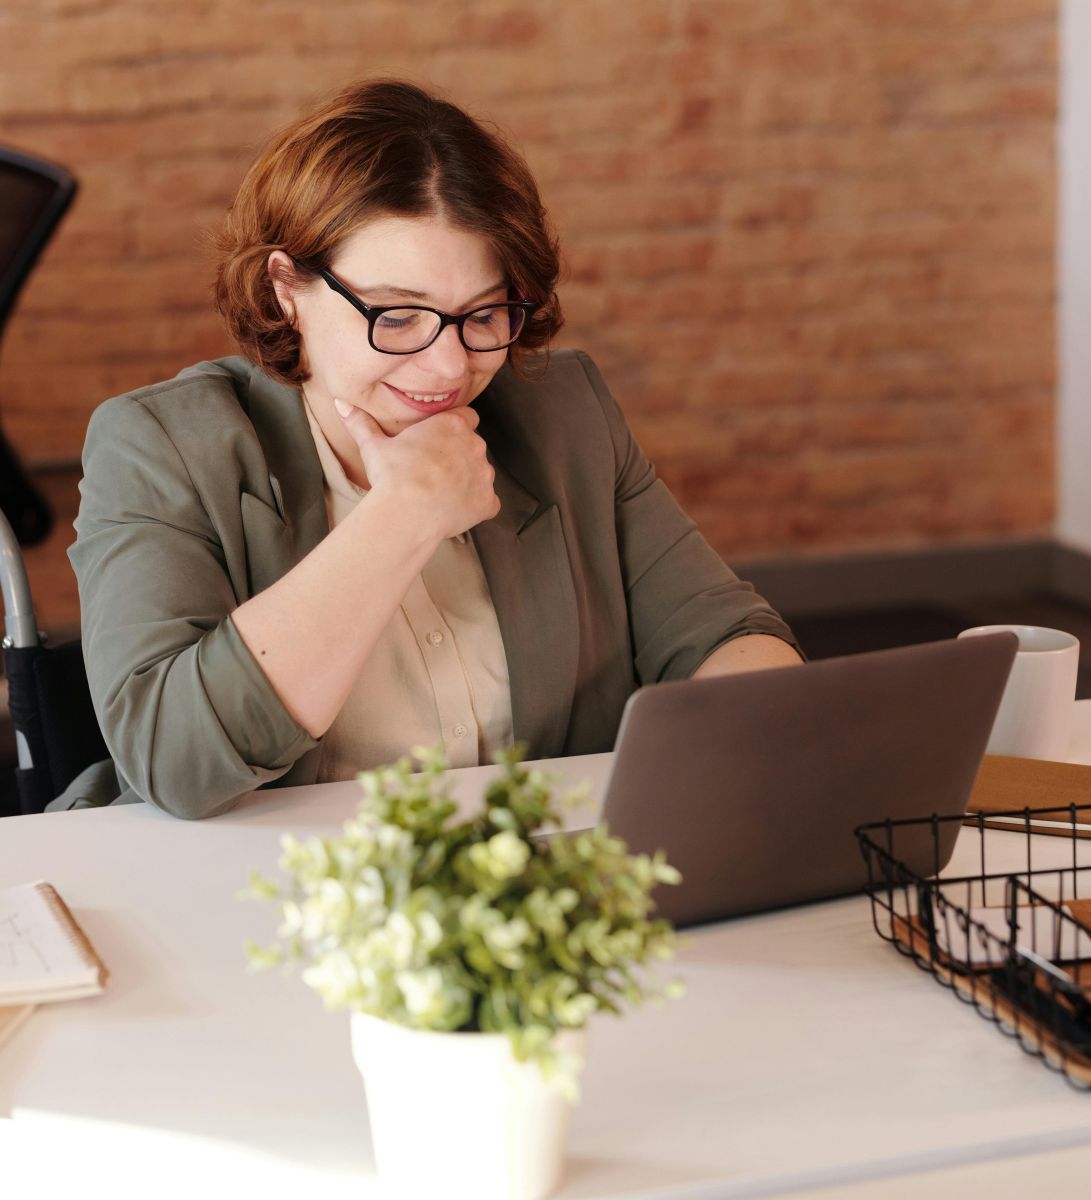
left=968, top=756, right=1091, bottom=837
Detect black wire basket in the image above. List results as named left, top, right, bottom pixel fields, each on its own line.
left=856, top=804, right=1091, bottom=1088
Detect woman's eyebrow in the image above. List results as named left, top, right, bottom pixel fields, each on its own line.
left=355, top=281, right=508, bottom=305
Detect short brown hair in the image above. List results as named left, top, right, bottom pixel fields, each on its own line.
left=213, top=80, right=563, bottom=384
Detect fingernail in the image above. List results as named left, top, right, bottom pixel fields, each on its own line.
left=333, top=398, right=351, bottom=418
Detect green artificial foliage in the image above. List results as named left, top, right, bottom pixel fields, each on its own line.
left=245, top=746, right=683, bottom=1085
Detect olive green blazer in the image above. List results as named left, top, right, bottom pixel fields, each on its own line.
left=56, top=350, right=794, bottom=818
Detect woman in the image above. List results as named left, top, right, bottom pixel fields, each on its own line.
left=56, top=80, right=800, bottom=819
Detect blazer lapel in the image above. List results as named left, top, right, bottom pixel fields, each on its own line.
left=473, top=459, right=579, bottom=760
left=242, top=364, right=329, bottom=563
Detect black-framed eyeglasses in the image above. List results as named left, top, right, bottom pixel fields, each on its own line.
left=316, top=267, right=537, bottom=355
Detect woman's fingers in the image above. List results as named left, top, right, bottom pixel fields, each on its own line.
left=332, top=400, right=498, bottom=539
left=333, top=398, right=386, bottom=451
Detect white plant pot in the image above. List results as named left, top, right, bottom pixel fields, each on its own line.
left=350, top=1012, right=585, bottom=1200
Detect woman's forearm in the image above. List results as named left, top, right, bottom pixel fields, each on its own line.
left=231, top=487, right=441, bottom=738
left=693, top=634, right=803, bottom=679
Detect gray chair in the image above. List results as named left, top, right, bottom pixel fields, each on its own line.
left=0, top=506, right=106, bottom=815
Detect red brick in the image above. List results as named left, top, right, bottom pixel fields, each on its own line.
left=0, top=0, right=1059, bottom=560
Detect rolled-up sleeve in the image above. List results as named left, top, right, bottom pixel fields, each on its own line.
left=70, top=395, right=318, bottom=819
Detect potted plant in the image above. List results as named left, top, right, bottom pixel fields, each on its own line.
left=245, top=747, right=682, bottom=1200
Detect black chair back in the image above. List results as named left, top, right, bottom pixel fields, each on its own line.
left=0, top=146, right=78, bottom=337
left=0, top=147, right=79, bottom=546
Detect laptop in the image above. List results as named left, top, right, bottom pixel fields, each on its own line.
left=600, top=632, right=1017, bottom=928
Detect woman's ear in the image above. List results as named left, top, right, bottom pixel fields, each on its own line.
left=267, top=250, right=298, bottom=326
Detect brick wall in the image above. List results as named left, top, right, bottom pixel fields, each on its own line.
left=0, top=0, right=1057, bottom=560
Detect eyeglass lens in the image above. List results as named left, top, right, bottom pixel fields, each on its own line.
left=372, top=304, right=527, bottom=353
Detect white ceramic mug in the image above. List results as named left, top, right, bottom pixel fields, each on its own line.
left=958, top=624, right=1080, bottom=761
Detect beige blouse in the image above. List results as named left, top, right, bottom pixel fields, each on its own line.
left=302, top=398, right=515, bottom=781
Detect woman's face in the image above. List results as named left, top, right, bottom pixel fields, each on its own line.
left=270, top=215, right=511, bottom=484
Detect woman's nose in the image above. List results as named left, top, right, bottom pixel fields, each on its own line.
left=415, top=322, right=470, bottom=380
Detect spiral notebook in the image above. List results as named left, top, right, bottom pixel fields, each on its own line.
left=0, top=881, right=109, bottom=1047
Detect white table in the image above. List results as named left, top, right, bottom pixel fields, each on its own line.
left=5, top=739, right=1091, bottom=1200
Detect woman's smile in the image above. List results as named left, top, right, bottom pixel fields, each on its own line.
left=383, top=382, right=462, bottom=415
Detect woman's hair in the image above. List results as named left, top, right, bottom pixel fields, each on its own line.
left=212, top=79, right=563, bottom=384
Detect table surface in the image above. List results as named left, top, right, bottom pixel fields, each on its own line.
left=6, top=713, right=1091, bottom=1199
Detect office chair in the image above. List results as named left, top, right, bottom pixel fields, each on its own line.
left=0, top=146, right=79, bottom=547
left=0, top=506, right=107, bottom=815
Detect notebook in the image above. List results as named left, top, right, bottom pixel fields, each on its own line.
left=600, top=632, right=1017, bottom=928
left=0, top=881, right=109, bottom=1013
left=967, top=755, right=1091, bottom=837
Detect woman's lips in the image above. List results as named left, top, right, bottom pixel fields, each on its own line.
left=385, top=383, right=460, bottom=414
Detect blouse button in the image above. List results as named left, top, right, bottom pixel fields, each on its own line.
left=453, top=723, right=467, bottom=739
left=427, top=630, right=444, bottom=646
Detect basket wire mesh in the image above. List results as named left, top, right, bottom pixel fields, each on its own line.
left=857, top=804, right=1091, bottom=1088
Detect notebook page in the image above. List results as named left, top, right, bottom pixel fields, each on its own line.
left=0, top=882, right=107, bottom=1002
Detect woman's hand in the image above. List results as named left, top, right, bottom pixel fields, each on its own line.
left=235, top=399, right=499, bottom=739
left=334, top=399, right=500, bottom=541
